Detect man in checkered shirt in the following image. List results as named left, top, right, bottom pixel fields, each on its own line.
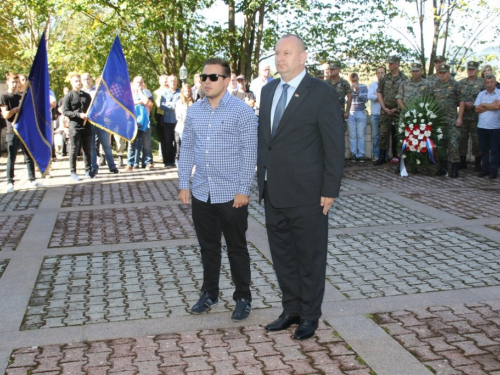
left=178, top=57, right=258, bottom=321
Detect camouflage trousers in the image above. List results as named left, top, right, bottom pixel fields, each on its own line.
left=379, top=111, right=398, bottom=150
left=445, top=122, right=462, bottom=163
left=459, top=118, right=480, bottom=157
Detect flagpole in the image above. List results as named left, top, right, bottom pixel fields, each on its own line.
left=12, top=81, right=31, bottom=126
left=83, top=77, right=103, bottom=127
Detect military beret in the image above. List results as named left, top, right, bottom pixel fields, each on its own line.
left=437, top=64, right=450, bottom=73
left=467, top=61, right=479, bottom=69
left=411, top=63, right=423, bottom=71
left=388, top=56, right=401, bottom=63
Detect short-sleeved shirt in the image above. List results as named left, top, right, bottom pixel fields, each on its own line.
left=0, top=92, right=22, bottom=133
left=324, top=77, right=352, bottom=111
left=396, top=78, right=431, bottom=105
left=474, top=88, right=500, bottom=129
left=377, top=71, right=408, bottom=109
left=430, top=79, right=461, bottom=122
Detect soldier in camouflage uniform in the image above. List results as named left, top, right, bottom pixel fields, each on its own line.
left=323, top=61, right=352, bottom=124
left=396, top=63, right=432, bottom=110
left=427, top=55, right=447, bottom=82
left=458, top=61, right=485, bottom=171
left=374, top=56, right=408, bottom=165
left=429, top=64, right=464, bottom=178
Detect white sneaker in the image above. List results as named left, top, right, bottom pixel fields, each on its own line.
left=30, top=180, right=45, bottom=188
left=70, top=173, right=80, bottom=181
left=5, top=183, right=14, bottom=193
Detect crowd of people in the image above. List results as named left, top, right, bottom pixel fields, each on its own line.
left=2, top=54, right=499, bottom=192
left=321, top=56, right=500, bottom=179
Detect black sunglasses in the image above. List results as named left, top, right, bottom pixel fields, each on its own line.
left=200, top=73, right=227, bottom=82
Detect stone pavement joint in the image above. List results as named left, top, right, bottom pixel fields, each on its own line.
left=0, top=189, right=45, bottom=213
left=400, top=189, right=500, bottom=220
left=374, top=301, right=500, bottom=374
left=0, top=259, right=9, bottom=280
left=6, top=322, right=375, bottom=375
left=326, top=227, right=500, bottom=299
left=49, top=205, right=197, bottom=248
left=62, top=180, right=179, bottom=207
left=0, top=214, right=33, bottom=252
left=21, top=244, right=281, bottom=330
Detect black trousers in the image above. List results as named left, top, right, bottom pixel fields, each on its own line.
left=155, top=114, right=167, bottom=165
left=6, top=133, right=36, bottom=184
left=191, top=195, right=251, bottom=301
left=160, top=122, right=177, bottom=165
left=69, top=126, right=92, bottom=173
left=264, top=183, right=328, bottom=320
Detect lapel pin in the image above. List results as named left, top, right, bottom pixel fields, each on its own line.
left=294, top=93, right=299, bottom=97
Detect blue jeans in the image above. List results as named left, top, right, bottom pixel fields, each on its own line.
left=91, top=126, right=116, bottom=171
left=127, top=127, right=153, bottom=167
left=371, top=114, right=380, bottom=158
left=347, top=111, right=367, bottom=158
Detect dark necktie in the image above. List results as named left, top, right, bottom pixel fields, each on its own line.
left=272, top=83, right=290, bottom=138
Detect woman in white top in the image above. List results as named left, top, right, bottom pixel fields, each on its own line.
left=175, top=84, right=194, bottom=159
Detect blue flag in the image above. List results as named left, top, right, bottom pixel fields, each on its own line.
left=87, top=36, right=137, bottom=141
left=14, top=32, right=52, bottom=176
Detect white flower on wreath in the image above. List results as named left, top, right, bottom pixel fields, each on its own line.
left=420, top=141, right=426, bottom=148
left=421, top=119, right=425, bottom=123
left=405, top=112, right=411, bottom=118
left=430, top=113, right=437, bottom=119
left=418, top=134, right=424, bottom=140
left=437, top=134, right=443, bottom=140
left=405, top=130, right=410, bottom=137
left=437, top=128, right=442, bottom=134
left=428, top=122, right=433, bottom=125
left=413, top=118, right=418, bottom=123
left=412, top=139, right=419, bottom=146
left=424, top=130, right=431, bottom=137
left=413, top=130, right=420, bottom=135
left=410, top=145, right=417, bottom=151
left=409, top=124, right=414, bottom=129
left=412, top=109, right=417, bottom=116
left=419, top=103, right=425, bottom=108
left=420, top=124, right=426, bottom=130
left=416, top=159, right=421, bottom=164
left=403, top=154, right=407, bottom=158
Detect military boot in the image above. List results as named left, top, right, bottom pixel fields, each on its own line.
left=451, top=163, right=459, bottom=178
left=474, top=156, right=481, bottom=172
left=458, top=156, right=467, bottom=169
left=374, top=150, right=387, bottom=166
left=436, top=161, right=448, bottom=176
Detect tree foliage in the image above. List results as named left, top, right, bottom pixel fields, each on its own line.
left=1, top=0, right=497, bottom=97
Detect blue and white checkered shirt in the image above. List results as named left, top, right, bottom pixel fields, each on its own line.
left=178, top=91, right=258, bottom=204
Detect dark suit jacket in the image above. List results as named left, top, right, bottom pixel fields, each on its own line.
left=257, top=72, right=345, bottom=208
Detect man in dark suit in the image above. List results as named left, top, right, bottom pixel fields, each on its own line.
left=257, top=34, right=345, bottom=340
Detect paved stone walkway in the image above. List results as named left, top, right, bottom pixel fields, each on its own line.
left=1, top=156, right=500, bottom=375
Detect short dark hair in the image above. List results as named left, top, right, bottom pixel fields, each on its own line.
left=204, top=58, right=231, bottom=78
left=349, top=72, right=358, bottom=80
left=376, top=66, right=387, bottom=73
left=485, top=74, right=496, bottom=81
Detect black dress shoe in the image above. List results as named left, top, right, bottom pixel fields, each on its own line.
left=264, top=314, right=300, bottom=331
left=478, top=171, right=490, bottom=178
left=294, top=319, right=319, bottom=341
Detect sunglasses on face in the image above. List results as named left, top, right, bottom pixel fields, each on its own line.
left=200, top=74, right=227, bottom=82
